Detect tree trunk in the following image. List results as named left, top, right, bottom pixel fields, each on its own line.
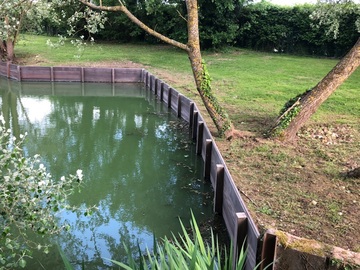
left=0, top=39, right=15, bottom=62
left=185, top=0, right=233, bottom=137
left=271, top=37, right=360, bottom=141
left=79, top=0, right=234, bottom=137
left=6, top=39, right=15, bottom=62
left=0, top=40, right=6, bottom=61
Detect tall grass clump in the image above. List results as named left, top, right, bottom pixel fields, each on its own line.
left=107, top=212, right=247, bottom=270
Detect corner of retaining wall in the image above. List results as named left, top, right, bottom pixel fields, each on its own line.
left=266, top=229, right=360, bottom=270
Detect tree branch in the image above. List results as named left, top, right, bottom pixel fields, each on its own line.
left=79, top=0, right=189, bottom=51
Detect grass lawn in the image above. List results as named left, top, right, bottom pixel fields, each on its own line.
left=14, top=34, right=360, bottom=252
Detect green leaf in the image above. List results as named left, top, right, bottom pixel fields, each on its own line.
left=58, top=245, right=74, bottom=270
left=18, top=258, right=26, bottom=268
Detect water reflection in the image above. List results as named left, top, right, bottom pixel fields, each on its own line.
left=0, top=79, right=213, bottom=269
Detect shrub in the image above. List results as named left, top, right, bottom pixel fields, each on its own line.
left=0, top=115, right=84, bottom=269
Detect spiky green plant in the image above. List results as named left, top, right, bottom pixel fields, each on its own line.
left=107, top=212, right=248, bottom=270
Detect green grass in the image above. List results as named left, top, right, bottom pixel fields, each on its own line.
left=17, top=34, right=190, bottom=72
left=16, top=34, right=359, bottom=134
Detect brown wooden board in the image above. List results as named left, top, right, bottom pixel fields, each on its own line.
left=144, top=71, right=150, bottom=87
left=170, top=88, right=179, bottom=111
left=83, top=68, right=112, bottom=82
left=200, top=121, right=212, bottom=161
left=53, top=67, right=82, bottom=82
left=149, top=74, right=156, bottom=90
left=162, top=83, right=169, bottom=105
left=113, top=68, right=143, bottom=83
left=179, top=95, right=192, bottom=122
left=0, top=62, right=6, bottom=76
left=222, top=171, right=259, bottom=270
left=20, top=66, right=51, bottom=81
left=9, top=64, right=19, bottom=80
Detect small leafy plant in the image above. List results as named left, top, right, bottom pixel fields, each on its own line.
left=0, top=115, right=85, bottom=269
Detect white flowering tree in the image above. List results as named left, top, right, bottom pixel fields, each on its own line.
left=0, top=0, right=85, bottom=62
left=0, top=115, right=86, bottom=269
left=0, top=0, right=56, bottom=62
left=0, top=0, right=32, bottom=61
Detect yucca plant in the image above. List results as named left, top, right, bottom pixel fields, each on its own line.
left=108, top=212, right=247, bottom=270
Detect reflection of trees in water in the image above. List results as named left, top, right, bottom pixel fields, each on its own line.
left=0, top=79, right=213, bottom=268
left=57, top=211, right=145, bottom=269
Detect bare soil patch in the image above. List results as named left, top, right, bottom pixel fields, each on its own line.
left=17, top=59, right=360, bottom=253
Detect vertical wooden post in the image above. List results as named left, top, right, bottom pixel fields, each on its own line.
left=214, top=164, right=224, bottom=214
left=111, top=68, right=115, bottom=83
left=150, top=75, right=154, bottom=91
left=260, top=231, right=277, bottom=270
left=141, top=69, right=146, bottom=83
left=204, top=139, right=212, bottom=181
left=17, top=65, right=21, bottom=81
left=189, top=102, right=194, bottom=131
left=145, top=72, right=149, bottom=87
left=168, top=87, right=172, bottom=108
left=234, top=212, right=248, bottom=269
left=6, top=61, right=10, bottom=78
left=177, top=94, right=182, bottom=118
left=160, top=82, right=164, bottom=101
left=81, top=67, right=84, bottom=83
left=154, top=78, right=159, bottom=96
left=50, top=67, right=54, bottom=82
left=192, top=110, right=198, bottom=141
left=196, top=121, right=204, bottom=155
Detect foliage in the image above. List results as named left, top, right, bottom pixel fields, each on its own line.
left=237, top=2, right=359, bottom=57
left=0, top=115, right=85, bottom=269
left=198, top=0, right=244, bottom=49
left=269, top=87, right=314, bottom=137
left=0, top=0, right=67, bottom=60
left=108, top=212, right=249, bottom=270
left=200, top=61, right=231, bottom=136
left=310, top=0, right=360, bottom=39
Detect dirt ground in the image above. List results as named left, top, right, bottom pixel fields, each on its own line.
left=17, top=59, right=360, bottom=253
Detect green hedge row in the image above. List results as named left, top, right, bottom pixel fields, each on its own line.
left=44, top=1, right=359, bottom=57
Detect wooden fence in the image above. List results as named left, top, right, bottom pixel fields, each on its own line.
left=0, top=62, right=278, bottom=270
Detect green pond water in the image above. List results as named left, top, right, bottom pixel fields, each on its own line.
left=0, top=80, right=213, bottom=269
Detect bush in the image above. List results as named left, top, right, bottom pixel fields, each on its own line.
left=0, top=115, right=84, bottom=269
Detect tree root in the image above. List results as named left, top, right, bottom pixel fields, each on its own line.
left=346, top=167, right=360, bottom=178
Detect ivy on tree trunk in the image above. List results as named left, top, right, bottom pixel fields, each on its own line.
left=270, top=37, right=360, bottom=141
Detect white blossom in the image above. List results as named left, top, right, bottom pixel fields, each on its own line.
left=76, top=169, right=83, bottom=181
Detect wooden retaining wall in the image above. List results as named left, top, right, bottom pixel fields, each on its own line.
left=0, top=62, right=142, bottom=83
left=0, top=62, right=280, bottom=270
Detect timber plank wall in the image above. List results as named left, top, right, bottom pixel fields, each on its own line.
left=1, top=62, right=359, bottom=270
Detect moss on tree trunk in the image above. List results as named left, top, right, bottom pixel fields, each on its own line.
left=270, top=37, right=360, bottom=141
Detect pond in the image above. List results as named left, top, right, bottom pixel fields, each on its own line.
left=0, top=79, right=213, bottom=269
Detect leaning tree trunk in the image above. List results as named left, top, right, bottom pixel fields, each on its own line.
left=185, top=0, right=233, bottom=137
left=79, top=0, right=234, bottom=137
left=271, top=37, right=360, bottom=141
